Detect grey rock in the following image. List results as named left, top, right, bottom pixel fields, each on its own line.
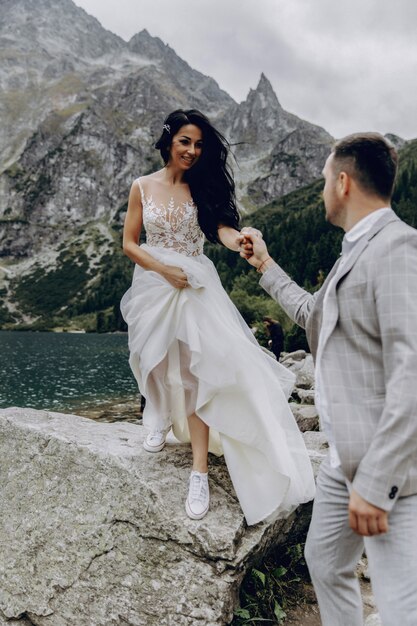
left=357, top=557, right=371, bottom=582
left=290, top=403, right=319, bottom=432
left=282, top=350, right=308, bottom=362
left=283, top=353, right=315, bottom=390
left=0, top=618, right=33, bottom=626
left=302, top=430, right=328, bottom=478
left=293, top=388, right=316, bottom=405
left=0, top=407, right=323, bottom=626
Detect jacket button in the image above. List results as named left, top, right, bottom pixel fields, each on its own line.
left=389, top=486, right=398, bottom=500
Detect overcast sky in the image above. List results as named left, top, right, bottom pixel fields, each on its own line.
left=75, top=0, right=417, bottom=140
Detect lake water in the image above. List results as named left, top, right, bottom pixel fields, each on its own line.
left=0, top=330, right=139, bottom=414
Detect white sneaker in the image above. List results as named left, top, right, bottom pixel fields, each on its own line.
left=185, top=471, right=209, bottom=520
left=143, top=429, right=169, bottom=453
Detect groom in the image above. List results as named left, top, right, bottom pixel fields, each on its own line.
left=241, top=133, right=417, bottom=625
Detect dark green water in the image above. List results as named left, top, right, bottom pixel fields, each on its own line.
left=0, top=330, right=138, bottom=412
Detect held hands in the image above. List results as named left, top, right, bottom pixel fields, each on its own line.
left=161, top=265, right=189, bottom=289
left=348, top=489, right=389, bottom=536
left=239, top=227, right=271, bottom=270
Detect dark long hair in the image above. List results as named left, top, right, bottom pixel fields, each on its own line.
left=154, top=109, right=240, bottom=243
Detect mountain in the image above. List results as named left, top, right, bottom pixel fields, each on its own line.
left=218, top=74, right=333, bottom=207
left=0, top=0, right=124, bottom=167
left=0, top=0, right=333, bottom=241
left=0, top=0, right=409, bottom=331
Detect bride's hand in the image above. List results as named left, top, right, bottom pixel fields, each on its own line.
left=160, top=265, right=189, bottom=289
left=238, top=227, right=263, bottom=257
left=241, top=227, right=263, bottom=239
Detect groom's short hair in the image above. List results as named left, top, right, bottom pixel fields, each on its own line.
left=333, top=132, right=398, bottom=200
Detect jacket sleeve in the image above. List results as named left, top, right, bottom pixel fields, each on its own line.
left=259, top=262, right=320, bottom=329
left=352, top=230, right=417, bottom=511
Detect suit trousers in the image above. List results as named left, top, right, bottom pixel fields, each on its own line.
left=305, top=455, right=417, bottom=626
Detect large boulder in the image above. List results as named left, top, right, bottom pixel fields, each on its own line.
left=0, top=408, right=326, bottom=626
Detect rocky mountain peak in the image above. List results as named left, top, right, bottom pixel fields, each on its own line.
left=217, top=74, right=333, bottom=206
left=127, top=29, right=233, bottom=115
left=127, top=29, right=167, bottom=59
left=242, top=73, right=282, bottom=117
left=0, top=0, right=124, bottom=61
left=224, top=74, right=288, bottom=162
left=254, top=73, right=282, bottom=109
left=0, top=0, right=127, bottom=169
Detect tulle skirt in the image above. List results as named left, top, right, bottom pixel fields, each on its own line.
left=120, top=244, right=315, bottom=525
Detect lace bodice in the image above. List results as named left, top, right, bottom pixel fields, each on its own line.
left=137, top=178, right=204, bottom=257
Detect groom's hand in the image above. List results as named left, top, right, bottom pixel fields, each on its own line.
left=239, top=229, right=272, bottom=270
left=349, top=489, right=389, bottom=536
left=238, top=228, right=262, bottom=257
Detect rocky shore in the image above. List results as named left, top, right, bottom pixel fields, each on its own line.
left=0, top=406, right=326, bottom=626
left=0, top=351, right=381, bottom=625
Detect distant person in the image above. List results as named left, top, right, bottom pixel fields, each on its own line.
left=120, top=109, right=314, bottom=523
left=241, top=133, right=417, bottom=625
left=263, top=316, right=284, bottom=360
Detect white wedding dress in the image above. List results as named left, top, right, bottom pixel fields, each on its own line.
left=120, top=178, right=315, bottom=525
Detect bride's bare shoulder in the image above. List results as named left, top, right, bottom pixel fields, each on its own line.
left=138, top=169, right=165, bottom=184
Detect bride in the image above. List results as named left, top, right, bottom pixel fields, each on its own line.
left=121, top=109, right=315, bottom=524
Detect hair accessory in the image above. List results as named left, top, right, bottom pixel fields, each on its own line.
left=163, top=124, right=170, bottom=134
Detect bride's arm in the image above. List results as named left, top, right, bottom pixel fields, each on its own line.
left=122, top=181, right=188, bottom=289
left=217, top=225, right=262, bottom=252
left=217, top=225, right=244, bottom=251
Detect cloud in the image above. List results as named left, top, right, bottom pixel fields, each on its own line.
left=74, top=0, right=417, bottom=139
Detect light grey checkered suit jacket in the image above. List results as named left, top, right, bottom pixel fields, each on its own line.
left=260, top=209, right=417, bottom=511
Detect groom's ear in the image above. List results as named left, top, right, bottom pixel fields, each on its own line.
left=337, top=171, right=350, bottom=197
